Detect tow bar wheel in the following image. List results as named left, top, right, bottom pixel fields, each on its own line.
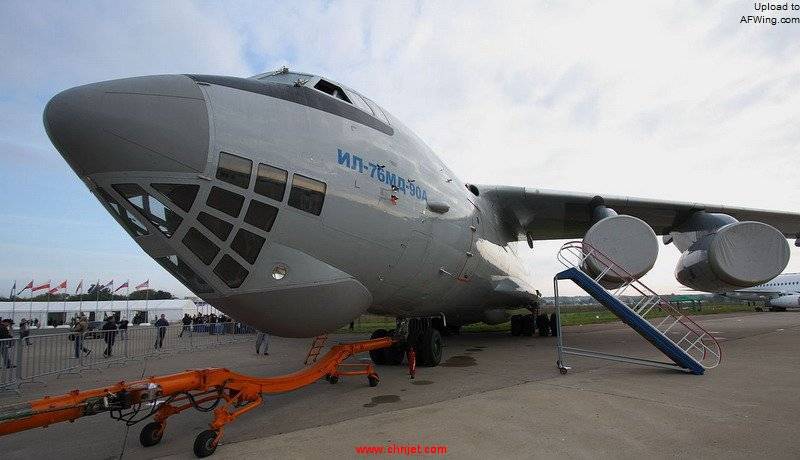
left=194, top=429, right=219, bottom=457
left=139, top=421, right=164, bottom=447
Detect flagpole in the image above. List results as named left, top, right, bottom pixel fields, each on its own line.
left=125, top=279, right=130, bottom=322
left=62, top=281, right=66, bottom=326
left=95, top=279, right=100, bottom=319
left=29, top=279, right=34, bottom=323
left=79, top=280, right=83, bottom=316
left=145, top=283, right=149, bottom=322
left=45, top=280, right=51, bottom=328
left=11, top=280, right=16, bottom=325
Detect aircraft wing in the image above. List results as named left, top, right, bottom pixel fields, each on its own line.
left=479, top=185, right=800, bottom=241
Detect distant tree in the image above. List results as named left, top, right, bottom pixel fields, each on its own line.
left=129, top=289, right=174, bottom=300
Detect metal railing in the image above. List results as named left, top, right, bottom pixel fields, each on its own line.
left=0, top=322, right=256, bottom=392
left=556, top=240, right=722, bottom=370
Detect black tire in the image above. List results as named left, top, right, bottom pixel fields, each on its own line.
left=537, top=314, right=550, bottom=337
left=419, top=327, right=443, bottom=367
left=521, top=315, right=534, bottom=336
left=769, top=306, right=787, bottom=312
left=368, top=375, right=379, bottom=387
left=385, top=344, right=405, bottom=365
left=139, top=422, right=164, bottom=447
left=510, top=315, right=522, bottom=336
left=193, top=430, right=219, bottom=458
left=369, top=329, right=389, bottom=365
left=329, top=375, right=339, bottom=384
left=549, top=313, right=558, bottom=337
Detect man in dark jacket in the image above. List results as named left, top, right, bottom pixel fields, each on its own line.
left=179, top=313, right=191, bottom=337
left=102, top=316, right=117, bottom=357
left=154, top=314, right=169, bottom=349
left=0, top=319, right=15, bottom=369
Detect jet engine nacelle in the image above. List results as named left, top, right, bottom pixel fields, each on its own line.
left=674, top=218, right=790, bottom=293
left=767, top=294, right=800, bottom=308
left=582, top=209, right=659, bottom=288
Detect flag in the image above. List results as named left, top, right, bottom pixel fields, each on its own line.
left=100, top=280, right=114, bottom=290
left=75, top=279, right=83, bottom=294
left=32, top=281, right=51, bottom=292
left=114, top=281, right=129, bottom=293
left=19, top=280, right=33, bottom=293
left=56, top=280, right=67, bottom=291
left=135, top=280, right=149, bottom=291
left=47, top=286, right=59, bottom=295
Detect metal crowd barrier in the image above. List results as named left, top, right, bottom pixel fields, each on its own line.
left=0, top=322, right=256, bottom=392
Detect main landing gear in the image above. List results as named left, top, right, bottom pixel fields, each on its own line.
left=370, top=317, right=444, bottom=367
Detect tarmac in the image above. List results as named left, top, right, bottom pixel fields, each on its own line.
left=1, top=311, right=798, bottom=459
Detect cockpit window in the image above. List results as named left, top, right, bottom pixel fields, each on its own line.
left=216, top=152, right=252, bottom=189
left=113, top=184, right=182, bottom=237
left=96, top=188, right=148, bottom=237
left=288, top=174, right=326, bottom=216
left=314, top=79, right=351, bottom=103
left=363, top=97, right=390, bottom=125
left=347, top=91, right=375, bottom=116
left=156, top=255, right=213, bottom=293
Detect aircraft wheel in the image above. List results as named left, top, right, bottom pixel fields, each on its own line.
left=521, top=315, right=534, bottom=336
left=329, top=375, right=339, bottom=384
left=419, top=327, right=443, bottom=366
left=193, top=430, right=219, bottom=458
left=537, top=314, right=550, bottom=337
left=510, top=315, right=522, bottom=336
left=369, top=329, right=389, bottom=365
left=139, top=422, right=164, bottom=447
left=368, top=375, right=379, bottom=387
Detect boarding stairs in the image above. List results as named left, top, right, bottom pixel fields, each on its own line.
left=304, top=334, right=328, bottom=365
left=553, top=241, right=722, bottom=375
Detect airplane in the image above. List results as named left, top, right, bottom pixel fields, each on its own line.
left=723, top=272, right=800, bottom=311
left=42, top=67, right=800, bottom=367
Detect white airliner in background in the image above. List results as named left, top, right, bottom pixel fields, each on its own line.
left=725, top=273, right=800, bottom=311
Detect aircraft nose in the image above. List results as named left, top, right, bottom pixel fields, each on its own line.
left=44, top=75, right=209, bottom=177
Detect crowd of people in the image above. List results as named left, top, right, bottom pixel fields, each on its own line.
left=0, top=311, right=267, bottom=371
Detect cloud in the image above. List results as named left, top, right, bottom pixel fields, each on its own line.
left=1, top=0, right=799, bottom=297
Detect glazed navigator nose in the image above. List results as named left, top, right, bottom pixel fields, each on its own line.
left=43, top=74, right=210, bottom=177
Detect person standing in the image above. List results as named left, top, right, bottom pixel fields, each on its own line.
left=154, top=314, right=169, bottom=349
left=118, top=317, right=129, bottom=340
left=179, top=313, right=191, bottom=337
left=0, top=319, right=16, bottom=369
left=70, top=314, right=91, bottom=358
left=19, top=319, right=31, bottom=346
left=101, top=315, right=117, bottom=357
left=255, top=331, right=270, bottom=356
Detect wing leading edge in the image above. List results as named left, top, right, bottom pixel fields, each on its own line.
left=479, top=185, right=800, bottom=242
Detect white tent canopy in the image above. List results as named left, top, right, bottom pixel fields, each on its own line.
left=0, top=299, right=201, bottom=327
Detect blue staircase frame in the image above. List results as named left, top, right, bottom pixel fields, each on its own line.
left=556, top=267, right=706, bottom=375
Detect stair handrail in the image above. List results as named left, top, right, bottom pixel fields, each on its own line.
left=557, top=240, right=722, bottom=368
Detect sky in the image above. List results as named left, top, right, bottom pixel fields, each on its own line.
left=0, top=1, right=799, bottom=298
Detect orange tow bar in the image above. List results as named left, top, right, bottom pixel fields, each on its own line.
left=0, top=337, right=402, bottom=457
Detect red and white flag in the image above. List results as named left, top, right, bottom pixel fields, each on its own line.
left=75, top=280, right=83, bottom=295
left=48, top=280, right=67, bottom=294
left=135, top=280, right=149, bottom=291
left=114, top=281, right=129, bottom=293
left=19, top=280, right=34, bottom=293
left=100, top=280, right=114, bottom=290
left=32, top=281, right=51, bottom=292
